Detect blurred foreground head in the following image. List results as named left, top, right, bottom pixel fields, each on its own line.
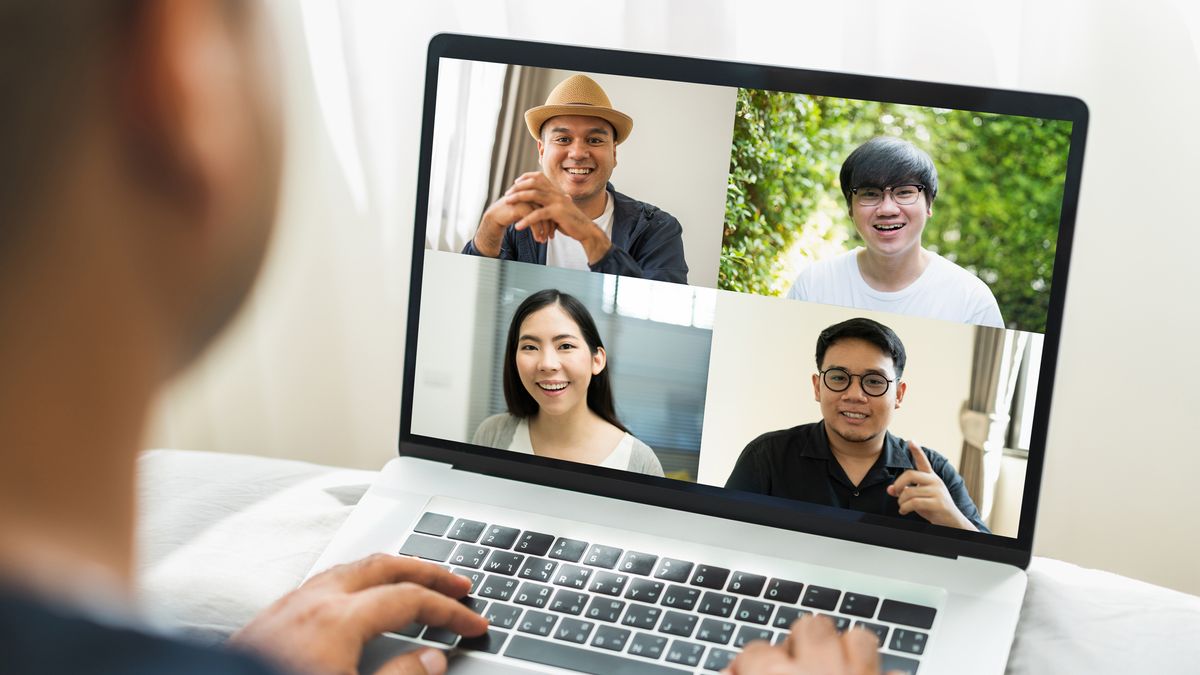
left=0, top=0, right=282, bottom=377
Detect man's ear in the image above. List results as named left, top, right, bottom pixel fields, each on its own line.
left=592, top=346, right=607, bottom=376
left=812, top=373, right=821, bottom=402
left=536, top=138, right=545, bottom=162
left=894, top=380, right=907, bottom=408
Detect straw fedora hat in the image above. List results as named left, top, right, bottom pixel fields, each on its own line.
left=524, top=74, right=634, bottom=145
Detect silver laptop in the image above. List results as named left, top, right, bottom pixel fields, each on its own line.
left=310, top=33, right=1088, bottom=674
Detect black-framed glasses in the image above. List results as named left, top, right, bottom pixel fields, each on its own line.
left=820, top=368, right=895, bottom=397
left=850, top=184, right=925, bottom=207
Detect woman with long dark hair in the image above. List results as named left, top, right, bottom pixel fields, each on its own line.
left=472, top=289, right=664, bottom=476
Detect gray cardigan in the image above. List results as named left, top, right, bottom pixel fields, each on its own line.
left=472, top=413, right=665, bottom=477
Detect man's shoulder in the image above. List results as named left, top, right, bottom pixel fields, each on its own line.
left=744, top=423, right=821, bottom=453
left=0, top=590, right=279, bottom=675
left=610, top=187, right=679, bottom=228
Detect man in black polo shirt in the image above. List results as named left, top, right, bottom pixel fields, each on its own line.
left=724, top=318, right=987, bottom=532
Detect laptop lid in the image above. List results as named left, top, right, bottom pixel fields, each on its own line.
left=399, top=33, right=1087, bottom=569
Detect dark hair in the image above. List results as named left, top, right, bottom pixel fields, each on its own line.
left=815, top=318, right=907, bottom=380
left=502, top=289, right=627, bottom=432
left=839, top=136, right=938, bottom=210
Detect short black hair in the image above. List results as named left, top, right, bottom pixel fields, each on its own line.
left=815, top=318, right=907, bottom=380
left=501, top=289, right=628, bottom=433
left=839, top=136, right=938, bottom=210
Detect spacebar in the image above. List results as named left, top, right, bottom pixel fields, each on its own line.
left=503, top=635, right=689, bottom=675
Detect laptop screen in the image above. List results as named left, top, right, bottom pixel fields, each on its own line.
left=403, top=35, right=1086, bottom=562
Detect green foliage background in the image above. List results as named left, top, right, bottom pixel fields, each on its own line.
left=721, top=89, right=1073, bottom=333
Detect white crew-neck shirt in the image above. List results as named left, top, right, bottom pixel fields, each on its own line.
left=507, top=417, right=635, bottom=471
left=545, top=192, right=614, bottom=271
left=786, top=247, right=1005, bottom=328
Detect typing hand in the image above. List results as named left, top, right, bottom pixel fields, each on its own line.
left=725, top=614, right=897, bottom=675
left=886, top=440, right=977, bottom=531
left=230, top=554, right=488, bottom=675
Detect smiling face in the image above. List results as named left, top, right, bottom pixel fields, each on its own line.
left=537, top=115, right=617, bottom=211
left=812, top=338, right=906, bottom=449
left=515, top=303, right=607, bottom=419
left=849, top=186, right=932, bottom=260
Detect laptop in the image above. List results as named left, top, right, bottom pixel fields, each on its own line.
left=309, top=33, right=1088, bottom=674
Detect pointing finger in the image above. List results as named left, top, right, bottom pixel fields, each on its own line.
left=908, top=440, right=934, bottom=473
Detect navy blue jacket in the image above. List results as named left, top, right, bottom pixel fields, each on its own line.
left=462, top=185, right=689, bottom=284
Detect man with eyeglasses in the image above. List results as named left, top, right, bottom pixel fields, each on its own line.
left=786, top=136, right=1004, bottom=329
left=724, top=318, right=987, bottom=532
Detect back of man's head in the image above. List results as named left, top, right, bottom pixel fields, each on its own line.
left=839, top=136, right=938, bottom=209
left=815, top=317, right=907, bottom=379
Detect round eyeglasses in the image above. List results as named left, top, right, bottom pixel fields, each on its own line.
left=820, top=368, right=895, bottom=397
left=850, top=184, right=926, bottom=207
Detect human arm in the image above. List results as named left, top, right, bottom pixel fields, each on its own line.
left=587, top=205, right=688, bottom=283
left=464, top=186, right=541, bottom=259
left=724, top=443, right=771, bottom=494
left=728, top=614, right=900, bottom=675
left=229, top=554, right=488, bottom=675
left=887, top=440, right=981, bottom=532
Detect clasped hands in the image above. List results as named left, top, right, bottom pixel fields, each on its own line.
left=473, top=172, right=611, bottom=264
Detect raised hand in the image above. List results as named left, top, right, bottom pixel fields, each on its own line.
left=886, top=440, right=977, bottom=531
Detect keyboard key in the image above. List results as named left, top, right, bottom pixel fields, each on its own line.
left=480, top=525, right=521, bottom=549
left=703, top=647, right=737, bottom=671
left=448, top=543, right=488, bottom=568
left=801, top=585, right=841, bottom=611
left=839, top=592, right=879, bottom=618
left=584, top=596, right=626, bottom=623
left=658, top=610, right=698, bottom=637
left=591, top=625, right=632, bottom=651
left=398, top=534, right=454, bottom=562
left=879, top=599, right=937, bottom=629
left=772, top=606, right=813, bottom=629
left=513, top=581, right=553, bottom=609
left=421, top=626, right=458, bottom=645
left=477, top=575, right=519, bottom=601
left=736, top=599, right=775, bottom=624
left=820, top=614, right=851, bottom=632
left=504, top=634, right=686, bottom=675
left=483, top=603, right=522, bottom=629
left=555, top=617, right=596, bottom=644
left=619, top=551, right=658, bottom=576
left=765, top=578, right=804, bottom=603
left=588, top=570, right=629, bottom=596
left=695, top=618, right=735, bottom=645
left=665, top=639, right=706, bottom=667
left=515, top=531, right=555, bottom=557
left=447, top=519, right=486, bottom=542
left=654, top=558, right=694, bottom=582
left=482, top=550, right=524, bottom=575
left=451, top=567, right=485, bottom=594
left=890, top=628, right=928, bottom=655
left=697, top=591, right=737, bottom=617
left=733, top=625, right=775, bottom=648
left=661, top=584, right=700, bottom=611
left=460, top=596, right=487, bottom=614
left=393, top=622, right=423, bottom=637
left=628, top=632, right=669, bottom=660
left=881, top=653, right=921, bottom=675
left=727, top=572, right=767, bottom=596
left=552, top=564, right=592, bottom=589
left=517, top=557, right=557, bottom=582
left=853, top=620, right=888, bottom=647
left=412, top=512, right=453, bottom=537
left=625, top=577, right=665, bottom=603
left=621, top=603, right=662, bottom=630
left=549, top=589, right=588, bottom=615
left=458, top=628, right=508, bottom=654
left=690, top=565, right=730, bottom=590
left=584, top=544, right=624, bottom=569
left=549, top=537, right=588, bottom=562
left=517, top=610, right=558, bottom=637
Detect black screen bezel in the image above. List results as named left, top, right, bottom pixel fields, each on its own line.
left=399, top=33, right=1088, bottom=569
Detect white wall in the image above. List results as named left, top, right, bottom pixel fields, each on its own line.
left=147, top=0, right=1200, bottom=595
left=696, top=293, right=974, bottom=486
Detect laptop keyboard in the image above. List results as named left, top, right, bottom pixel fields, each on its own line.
left=394, top=511, right=932, bottom=674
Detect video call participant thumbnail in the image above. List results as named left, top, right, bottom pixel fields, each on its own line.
left=473, top=289, right=665, bottom=476
left=787, top=136, right=1004, bottom=328
left=462, top=74, right=689, bottom=284
left=724, top=318, right=987, bottom=532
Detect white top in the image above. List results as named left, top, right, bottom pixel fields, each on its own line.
left=786, top=248, right=1004, bottom=328
left=545, top=192, right=615, bottom=270
left=508, top=417, right=635, bottom=471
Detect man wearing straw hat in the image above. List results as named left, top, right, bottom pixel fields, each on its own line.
left=463, top=74, right=689, bottom=284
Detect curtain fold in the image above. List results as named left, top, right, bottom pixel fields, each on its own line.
left=486, top=65, right=551, bottom=208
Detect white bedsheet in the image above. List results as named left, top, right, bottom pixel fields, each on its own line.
left=135, top=449, right=1200, bottom=673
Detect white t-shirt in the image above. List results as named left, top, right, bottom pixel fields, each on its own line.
left=508, top=417, right=636, bottom=471
left=785, top=248, right=1005, bottom=328
left=545, top=192, right=615, bottom=271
